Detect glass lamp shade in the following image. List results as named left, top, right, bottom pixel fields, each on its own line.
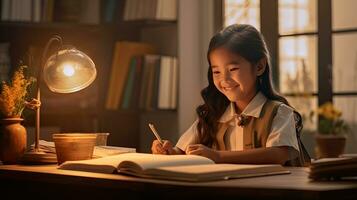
left=43, top=48, right=96, bottom=93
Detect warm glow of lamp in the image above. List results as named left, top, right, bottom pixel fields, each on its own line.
left=44, top=49, right=96, bottom=93
left=62, top=63, right=75, bottom=77
left=21, top=35, right=96, bottom=164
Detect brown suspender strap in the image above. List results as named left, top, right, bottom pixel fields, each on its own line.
left=216, top=123, right=229, bottom=150
left=242, top=116, right=255, bottom=150
left=243, top=100, right=282, bottom=150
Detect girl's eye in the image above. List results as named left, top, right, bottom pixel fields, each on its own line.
left=212, top=71, right=220, bottom=74
left=230, top=67, right=239, bottom=71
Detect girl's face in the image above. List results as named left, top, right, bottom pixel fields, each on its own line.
left=210, top=47, right=265, bottom=102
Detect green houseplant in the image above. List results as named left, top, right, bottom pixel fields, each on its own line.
left=0, top=65, right=35, bottom=164
left=314, top=102, right=349, bottom=158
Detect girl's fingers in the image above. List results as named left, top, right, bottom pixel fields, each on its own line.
left=157, top=148, right=168, bottom=154
left=162, top=140, right=173, bottom=150
left=152, top=140, right=166, bottom=154
left=187, top=149, right=202, bottom=155
left=186, top=145, right=203, bottom=154
left=186, top=144, right=202, bottom=151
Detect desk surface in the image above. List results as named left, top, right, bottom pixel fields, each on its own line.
left=0, top=165, right=357, bottom=200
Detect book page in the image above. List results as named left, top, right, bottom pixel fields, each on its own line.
left=58, top=155, right=122, bottom=174
left=93, top=146, right=136, bottom=158
left=145, top=164, right=290, bottom=181
left=59, top=153, right=214, bottom=174
left=124, top=164, right=290, bottom=182
left=117, top=153, right=214, bottom=172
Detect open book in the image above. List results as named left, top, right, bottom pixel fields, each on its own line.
left=58, top=153, right=290, bottom=182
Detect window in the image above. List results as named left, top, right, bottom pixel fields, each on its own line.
left=279, top=0, right=317, bottom=34
left=223, top=0, right=357, bottom=153
left=224, top=0, right=260, bottom=30
left=278, top=0, right=317, bottom=130
left=332, top=0, right=357, bottom=152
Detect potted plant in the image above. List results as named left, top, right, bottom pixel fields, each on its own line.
left=313, top=102, right=349, bottom=158
left=0, top=65, right=35, bottom=164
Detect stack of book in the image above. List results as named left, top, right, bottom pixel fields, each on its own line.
left=31, top=140, right=136, bottom=159
left=1, top=0, right=101, bottom=24
left=122, top=55, right=178, bottom=110
left=123, top=0, right=177, bottom=21
left=309, top=155, right=357, bottom=180
left=105, top=41, right=178, bottom=111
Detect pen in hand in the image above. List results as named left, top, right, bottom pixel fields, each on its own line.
left=148, top=123, right=164, bottom=145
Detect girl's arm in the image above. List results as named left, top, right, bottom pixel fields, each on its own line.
left=217, top=146, right=290, bottom=165
left=186, top=144, right=291, bottom=165
left=171, top=147, right=185, bottom=155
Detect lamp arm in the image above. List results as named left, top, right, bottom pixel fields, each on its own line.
left=38, top=35, right=63, bottom=91
left=34, top=35, right=63, bottom=151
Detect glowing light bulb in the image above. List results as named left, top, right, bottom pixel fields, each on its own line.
left=62, top=63, right=75, bottom=77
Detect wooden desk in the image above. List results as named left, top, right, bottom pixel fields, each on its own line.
left=0, top=165, right=356, bottom=200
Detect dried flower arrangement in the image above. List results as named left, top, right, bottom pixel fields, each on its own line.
left=0, top=66, right=36, bottom=118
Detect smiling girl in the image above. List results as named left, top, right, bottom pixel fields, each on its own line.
left=151, top=24, right=310, bottom=166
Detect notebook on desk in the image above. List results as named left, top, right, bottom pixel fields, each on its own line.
left=309, top=155, right=357, bottom=180
left=58, top=153, right=290, bottom=182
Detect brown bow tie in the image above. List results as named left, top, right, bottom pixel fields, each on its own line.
left=237, top=114, right=250, bottom=127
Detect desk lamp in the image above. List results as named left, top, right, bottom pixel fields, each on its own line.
left=22, top=35, right=96, bottom=163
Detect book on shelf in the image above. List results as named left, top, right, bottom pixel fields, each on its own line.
left=121, top=57, right=138, bottom=109
left=123, top=0, right=177, bottom=21
left=143, top=55, right=160, bottom=110
left=1, top=0, right=103, bottom=23
left=102, top=0, right=117, bottom=23
left=157, top=56, right=177, bottom=110
left=79, top=0, right=100, bottom=24
left=1, top=0, right=53, bottom=22
left=129, top=57, right=143, bottom=109
left=309, top=154, right=357, bottom=180
left=58, top=153, right=290, bottom=182
left=0, top=43, right=11, bottom=83
left=105, top=41, right=156, bottom=110
left=119, top=54, right=178, bottom=111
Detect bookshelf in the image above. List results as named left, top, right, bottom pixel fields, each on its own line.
left=0, top=0, right=178, bottom=152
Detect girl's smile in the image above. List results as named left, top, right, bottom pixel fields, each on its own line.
left=210, top=47, right=258, bottom=103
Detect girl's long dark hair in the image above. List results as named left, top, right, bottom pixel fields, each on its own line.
left=196, top=24, right=303, bottom=148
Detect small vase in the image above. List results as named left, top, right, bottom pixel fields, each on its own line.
left=0, top=118, right=27, bottom=164
left=315, top=134, right=346, bottom=159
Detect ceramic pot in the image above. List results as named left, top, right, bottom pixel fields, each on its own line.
left=53, top=133, right=97, bottom=165
left=315, top=134, right=346, bottom=158
left=0, top=118, right=27, bottom=164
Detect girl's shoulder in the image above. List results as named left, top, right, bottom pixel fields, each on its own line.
left=265, top=100, right=294, bottom=117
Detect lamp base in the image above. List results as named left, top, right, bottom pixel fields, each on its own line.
left=20, top=149, right=57, bottom=164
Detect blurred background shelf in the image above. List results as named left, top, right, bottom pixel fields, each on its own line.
left=0, top=0, right=178, bottom=152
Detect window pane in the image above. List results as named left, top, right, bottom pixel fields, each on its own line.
left=333, top=33, right=357, bottom=92
left=287, top=96, right=317, bottom=131
left=334, top=97, right=357, bottom=153
left=279, top=0, right=317, bottom=34
left=332, top=0, right=357, bottom=30
left=224, top=0, right=260, bottom=30
left=279, top=36, right=317, bottom=93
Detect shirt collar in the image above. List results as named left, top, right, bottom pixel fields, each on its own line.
left=218, top=92, right=267, bottom=125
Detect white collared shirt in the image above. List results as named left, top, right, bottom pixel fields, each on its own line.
left=176, top=92, right=299, bottom=152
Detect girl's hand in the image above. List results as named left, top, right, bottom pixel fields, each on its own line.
left=186, top=144, right=220, bottom=163
left=151, top=140, right=175, bottom=155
